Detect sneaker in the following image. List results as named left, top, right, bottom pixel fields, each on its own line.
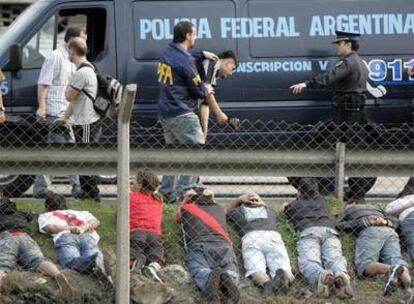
left=203, top=269, right=221, bottom=301
left=71, top=186, right=83, bottom=199
left=384, top=265, right=404, bottom=296
left=316, top=270, right=334, bottom=298
left=219, top=272, right=240, bottom=304
left=92, top=252, right=114, bottom=289
left=262, top=281, right=273, bottom=295
left=55, top=272, right=74, bottom=299
left=271, top=269, right=289, bottom=295
left=130, top=258, right=145, bottom=275
left=142, top=262, right=163, bottom=283
left=334, top=272, right=354, bottom=299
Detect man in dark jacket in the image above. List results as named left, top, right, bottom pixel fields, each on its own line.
left=0, top=197, right=73, bottom=298
left=290, top=31, right=376, bottom=204
left=227, top=192, right=294, bottom=295
left=283, top=178, right=353, bottom=298
left=157, top=21, right=215, bottom=204
left=176, top=188, right=240, bottom=303
left=336, top=203, right=412, bottom=299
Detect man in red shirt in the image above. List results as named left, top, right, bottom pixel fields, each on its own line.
left=129, top=169, right=164, bottom=282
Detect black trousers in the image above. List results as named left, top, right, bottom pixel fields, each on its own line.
left=73, top=120, right=102, bottom=199
left=289, top=107, right=376, bottom=203
left=130, top=231, right=165, bottom=265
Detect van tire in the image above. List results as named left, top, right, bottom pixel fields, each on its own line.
left=0, top=175, right=35, bottom=198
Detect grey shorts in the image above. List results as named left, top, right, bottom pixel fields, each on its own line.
left=0, top=231, right=47, bottom=272
left=355, top=226, right=408, bottom=276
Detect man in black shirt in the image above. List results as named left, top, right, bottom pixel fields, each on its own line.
left=337, top=203, right=412, bottom=300
left=284, top=178, right=353, bottom=298
left=176, top=188, right=240, bottom=303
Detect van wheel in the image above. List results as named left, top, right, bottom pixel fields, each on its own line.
left=0, top=175, right=35, bottom=198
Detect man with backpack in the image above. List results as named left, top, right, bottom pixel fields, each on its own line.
left=33, top=27, right=86, bottom=199
left=58, top=37, right=101, bottom=202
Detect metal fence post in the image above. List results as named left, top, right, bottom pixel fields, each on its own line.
left=116, top=84, right=137, bottom=304
left=335, top=142, right=346, bottom=203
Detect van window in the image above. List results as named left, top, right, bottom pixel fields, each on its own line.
left=21, top=8, right=106, bottom=69
left=133, top=0, right=237, bottom=60
left=22, top=14, right=56, bottom=69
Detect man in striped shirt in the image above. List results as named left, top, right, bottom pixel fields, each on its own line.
left=193, top=50, right=241, bottom=138
left=34, top=27, right=87, bottom=199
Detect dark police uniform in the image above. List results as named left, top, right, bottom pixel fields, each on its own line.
left=297, top=31, right=376, bottom=203
left=305, top=51, right=368, bottom=125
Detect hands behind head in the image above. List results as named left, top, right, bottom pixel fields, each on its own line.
left=238, top=192, right=264, bottom=206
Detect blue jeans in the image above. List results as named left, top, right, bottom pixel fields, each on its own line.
left=34, top=116, right=80, bottom=196
left=355, top=226, right=408, bottom=276
left=401, top=211, right=414, bottom=260
left=186, top=240, right=239, bottom=291
left=297, top=227, right=348, bottom=289
left=55, top=233, right=100, bottom=273
left=159, top=113, right=205, bottom=203
left=0, top=231, right=47, bottom=272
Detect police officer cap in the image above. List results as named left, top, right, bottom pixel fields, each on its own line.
left=333, top=30, right=360, bottom=44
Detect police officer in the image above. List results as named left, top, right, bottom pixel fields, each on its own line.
left=157, top=21, right=215, bottom=204
left=290, top=31, right=376, bottom=204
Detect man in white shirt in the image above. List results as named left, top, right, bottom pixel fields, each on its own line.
left=59, top=37, right=101, bottom=201
left=38, top=192, right=113, bottom=288
left=34, top=27, right=87, bottom=199
left=386, top=194, right=414, bottom=260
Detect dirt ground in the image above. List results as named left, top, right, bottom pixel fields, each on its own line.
left=0, top=249, right=408, bottom=304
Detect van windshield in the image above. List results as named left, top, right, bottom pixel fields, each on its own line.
left=0, top=1, right=50, bottom=64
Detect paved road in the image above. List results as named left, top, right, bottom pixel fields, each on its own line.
left=20, top=176, right=409, bottom=204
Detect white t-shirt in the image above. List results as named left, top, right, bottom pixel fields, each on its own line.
left=37, top=45, right=76, bottom=117
left=385, top=194, right=414, bottom=221
left=38, top=209, right=100, bottom=243
left=69, top=62, right=100, bottom=125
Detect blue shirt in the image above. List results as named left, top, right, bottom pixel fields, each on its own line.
left=157, top=43, right=207, bottom=118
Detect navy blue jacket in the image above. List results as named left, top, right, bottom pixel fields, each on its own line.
left=157, top=43, right=207, bottom=118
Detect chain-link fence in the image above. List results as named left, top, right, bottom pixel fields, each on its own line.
left=2, top=98, right=414, bottom=304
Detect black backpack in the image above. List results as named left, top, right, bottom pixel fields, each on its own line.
left=77, top=62, right=123, bottom=118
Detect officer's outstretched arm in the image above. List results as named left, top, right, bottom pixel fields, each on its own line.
left=307, top=60, right=351, bottom=89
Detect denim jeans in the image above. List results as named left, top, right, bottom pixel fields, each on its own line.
left=355, top=226, right=408, bottom=276
left=0, top=231, right=47, bottom=272
left=185, top=240, right=239, bottom=291
left=159, top=113, right=205, bottom=203
left=401, top=211, right=414, bottom=260
left=297, top=226, right=348, bottom=289
left=33, top=116, right=80, bottom=196
left=55, top=233, right=100, bottom=273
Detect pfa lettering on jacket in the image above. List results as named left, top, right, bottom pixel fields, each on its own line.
left=157, top=63, right=173, bottom=85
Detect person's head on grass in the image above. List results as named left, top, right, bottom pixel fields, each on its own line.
left=45, top=192, right=67, bottom=212
left=131, top=168, right=162, bottom=201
